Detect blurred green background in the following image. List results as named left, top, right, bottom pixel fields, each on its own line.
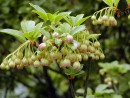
left=0, top=0, right=130, bottom=98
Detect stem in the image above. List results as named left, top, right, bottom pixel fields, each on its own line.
left=69, top=78, right=75, bottom=98
left=83, top=57, right=92, bottom=98
left=3, top=40, right=30, bottom=61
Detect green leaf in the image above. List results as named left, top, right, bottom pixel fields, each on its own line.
left=41, top=29, right=51, bottom=38
left=29, top=3, right=46, bottom=13
left=47, top=13, right=55, bottom=22
left=75, top=14, right=84, bottom=22
left=71, top=16, right=76, bottom=26
left=103, top=0, right=113, bottom=6
left=53, top=23, right=71, bottom=34
left=55, top=12, right=71, bottom=22
left=33, top=10, right=48, bottom=21
left=64, top=16, right=73, bottom=26
left=76, top=16, right=91, bottom=26
left=32, top=22, right=43, bottom=39
left=0, top=29, right=26, bottom=42
left=21, top=20, right=35, bottom=33
left=71, top=25, right=86, bottom=35
left=24, top=32, right=32, bottom=40
left=95, top=84, right=108, bottom=92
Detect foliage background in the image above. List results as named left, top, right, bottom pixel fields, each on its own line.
left=0, top=0, right=130, bottom=98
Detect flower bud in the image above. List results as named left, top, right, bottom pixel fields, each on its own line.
left=88, top=46, right=95, bottom=53
left=83, top=54, right=88, bottom=61
left=79, top=44, right=87, bottom=53
left=33, top=60, right=41, bottom=67
left=41, top=58, right=49, bottom=66
left=91, top=15, right=96, bottom=20
left=15, top=58, right=21, bottom=65
left=76, top=54, right=82, bottom=61
left=39, top=43, right=46, bottom=50
left=22, top=57, right=28, bottom=65
left=0, top=63, right=5, bottom=69
left=94, top=41, right=100, bottom=48
left=52, top=32, right=59, bottom=37
left=85, top=40, right=90, bottom=46
left=97, top=17, right=102, bottom=24
left=9, top=61, right=15, bottom=68
left=95, top=55, right=99, bottom=60
left=100, top=53, right=105, bottom=59
left=31, top=54, right=37, bottom=61
left=73, top=61, right=81, bottom=70
left=109, top=16, right=117, bottom=26
left=102, top=15, right=108, bottom=21
left=17, top=52, right=23, bottom=59
left=60, top=59, right=71, bottom=68
left=66, top=35, right=73, bottom=43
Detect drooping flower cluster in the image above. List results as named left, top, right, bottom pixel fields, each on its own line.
left=0, top=29, right=104, bottom=71
left=0, top=3, right=105, bottom=76
left=36, top=30, right=104, bottom=70
left=91, top=7, right=117, bottom=26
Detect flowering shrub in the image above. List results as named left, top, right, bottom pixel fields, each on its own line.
left=1, top=0, right=130, bottom=98
left=0, top=3, right=104, bottom=77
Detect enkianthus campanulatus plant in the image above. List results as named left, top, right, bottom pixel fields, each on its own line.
left=91, top=0, right=120, bottom=26
left=0, top=3, right=105, bottom=77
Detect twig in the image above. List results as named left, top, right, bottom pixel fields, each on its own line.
left=83, top=57, right=92, bottom=98
left=69, top=78, right=75, bottom=98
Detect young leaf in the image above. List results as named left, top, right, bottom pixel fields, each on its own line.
left=55, top=12, right=71, bottom=22
left=47, top=13, right=55, bottom=22
left=75, top=14, right=84, bottom=22
left=41, top=29, right=51, bottom=38
left=71, top=16, right=76, bottom=26
left=24, top=32, right=32, bottom=40
left=0, top=29, right=26, bottom=41
left=76, top=16, right=91, bottom=26
left=33, top=10, right=48, bottom=21
left=21, top=20, right=35, bottom=33
left=64, top=16, right=73, bottom=26
left=32, top=22, right=43, bottom=39
left=33, top=22, right=43, bottom=34
left=29, top=3, right=46, bottom=13
left=103, top=0, right=113, bottom=6
left=71, top=25, right=85, bottom=35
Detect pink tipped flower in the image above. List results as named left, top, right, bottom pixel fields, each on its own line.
left=39, top=43, right=46, bottom=50
left=66, top=35, right=73, bottom=43
left=52, top=32, right=59, bottom=37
